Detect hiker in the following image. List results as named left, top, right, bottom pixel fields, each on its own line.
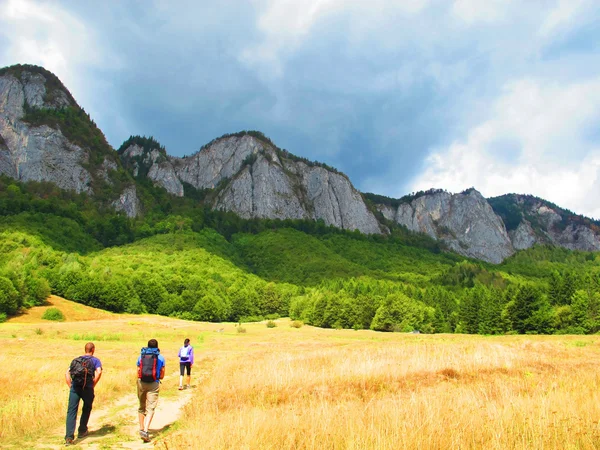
left=137, top=338, right=165, bottom=442
left=64, top=342, right=102, bottom=446
left=178, top=338, right=194, bottom=390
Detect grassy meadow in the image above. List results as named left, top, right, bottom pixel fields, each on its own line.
left=2, top=298, right=600, bottom=449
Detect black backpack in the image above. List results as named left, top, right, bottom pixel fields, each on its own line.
left=138, top=348, right=159, bottom=382
left=69, top=356, right=95, bottom=388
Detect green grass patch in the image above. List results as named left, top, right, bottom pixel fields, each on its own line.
left=41, top=307, right=65, bottom=322
left=70, top=333, right=122, bottom=341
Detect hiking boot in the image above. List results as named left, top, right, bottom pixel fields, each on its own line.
left=140, top=430, right=151, bottom=442
left=178, top=385, right=183, bottom=390
left=78, top=430, right=89, bottom=439
left=186, top=384, right=191, bottom=389
left=65, top=437, right=75, bottom=446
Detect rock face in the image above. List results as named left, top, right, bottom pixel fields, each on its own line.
left=378, top=190, right=515, bottom=264
left=494, top=195, right=600, bottom=252
left=0, top=65, right=140, bottom=216
left=121, top=134, right=383, bottom=235
left=113, top=185, right=142, bottom=218
left=120, top=144, right=183, bottom=197
left=0, top=70, right=93, bottom=193
left=3, top=64, right=599, bottom=261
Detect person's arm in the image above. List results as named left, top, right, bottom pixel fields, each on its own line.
left=65, top=368, right=72, bottom=388
left=93, top=367, right=102, bottom=388
left=190, top=347, right=194, bottom=366
left=159, top=357, right=165, bottom=379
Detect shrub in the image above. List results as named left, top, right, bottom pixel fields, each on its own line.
left=34, top=328, right=43, bottom=335
left=0, top=276, right=19, bottom=315
left=237, top=326, right=247, bottom=333
left=238, top=315, right=264, bottom=323
left=290, top=320, right=303, bottom=328
left=266, top=320, right=277, bottom=328
left=42, top=307, right=65, bottom=321
left=0, top=313, right=6, bottom=323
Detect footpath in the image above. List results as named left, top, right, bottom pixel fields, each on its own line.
left=35, top=368, right=207, bottom=449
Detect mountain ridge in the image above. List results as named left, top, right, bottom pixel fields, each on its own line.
left=1, top=63, right=599, bottom=263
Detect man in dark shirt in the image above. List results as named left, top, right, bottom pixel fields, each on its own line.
left=64, top=342, right=102, bottom=446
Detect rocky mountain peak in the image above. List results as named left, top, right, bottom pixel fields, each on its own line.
left=373, top=188, right=514, bottom=263
left=0, top=64, right=139, bottom=216
left=0, top=64, right=75, bottom=113
left=489, top=194, right=600, bottom=252
left=2, top=63, right=598, bottom=261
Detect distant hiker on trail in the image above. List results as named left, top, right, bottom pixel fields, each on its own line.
left=64, top=342, right=102, bottom=446
left=178, top=338, right=194, bottom=390
left=137, top=338, right=165, bottom=443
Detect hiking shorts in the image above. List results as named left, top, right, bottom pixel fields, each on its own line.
left=137, top=380, right=160, bottom=415
left=180, top=362, right=191, bottom=376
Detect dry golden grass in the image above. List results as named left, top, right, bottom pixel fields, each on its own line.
left=7, top=295, right=115, bottom=323
left=160, top=326, right=600, bottom=450
left=0, top=299, right=224, bottom=447
left=2, top=298, right=600, bottom=449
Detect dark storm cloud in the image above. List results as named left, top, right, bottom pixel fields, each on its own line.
left=2, top=0, right=600, bottom=216
left=57, top=0, right=473, bottom=196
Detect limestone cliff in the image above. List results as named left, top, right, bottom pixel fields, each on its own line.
left=375, top=189, right=515, bottom=264
left=0, top=64, right=140, bottom=217
left=120, top=133, right=383, bottom=234
left=3, top=64, right=599, bottom=261
left=0, top=67, right=92, bottom=193
left=490, top=194, right=600, bottom=252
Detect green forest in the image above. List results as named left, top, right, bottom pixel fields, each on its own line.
left=1, top=173, right=600, bottom=335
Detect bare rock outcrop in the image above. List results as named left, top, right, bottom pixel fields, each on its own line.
left=122, top=133, right=382, bottom=234
left=496, top=195, right=600, bottom=252
left=120, top=144, right=183, bottom=197
left=113, top=185, right=141, bottom=218
left=0, top=72, right=92, bottom=193
left=0, top=65, right=140, bottom=214
left=379, top=189, right=515, bottom=263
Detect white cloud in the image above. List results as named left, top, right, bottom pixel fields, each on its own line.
left=241, top=0, right=431, bottom=78
left=410, top=77, right=600, bottom=218
left=538, top=0, right=593, bottom=37
left=0, top=0, right=129, bottom=142
left=0, top=0, right=111, bottom=88
left=451, top=0, right=514, bottom=24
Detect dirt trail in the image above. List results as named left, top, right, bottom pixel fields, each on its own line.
left=37, top=368, right=208, bottom=449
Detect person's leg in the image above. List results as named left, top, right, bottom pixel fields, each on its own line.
left=65, top=387, right=81, bottom=440
left=186, top=363, right=191, bottom=387
left=179, top=363, right=184, bottom=389
left=143, top=382, right=160, bottom=432
left=137, top=379, right=147, bottom=431
left=78, top=388, right=95, bottom=436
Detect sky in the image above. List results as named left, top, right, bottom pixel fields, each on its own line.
left=1, top=0, right=600, bottom=218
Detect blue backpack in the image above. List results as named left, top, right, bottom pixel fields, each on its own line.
left=138, top=347, right=160, bottom=382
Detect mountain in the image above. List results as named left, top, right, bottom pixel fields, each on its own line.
left=0, top=64, right=140, bottom=216
left=118, top=132, right=383, bottom=235
left=489, top=194, right=600, bottom=252
left=371, top=188, right=514, bottom=264
left=1, top=64, right=599, bottom=264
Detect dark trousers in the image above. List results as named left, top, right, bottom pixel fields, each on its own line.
left=65, top=385, right=95, bottom=439
left=180, top=362, right=191, bottom=376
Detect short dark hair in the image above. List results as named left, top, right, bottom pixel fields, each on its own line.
left=85, top=342, right=95, bottom=353
left=148, top=339, right=158, bottom=348
left=184, top=338, right=190, bottom=345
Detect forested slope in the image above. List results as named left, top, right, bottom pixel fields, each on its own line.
left=1, top=175, right=600, bottom=334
